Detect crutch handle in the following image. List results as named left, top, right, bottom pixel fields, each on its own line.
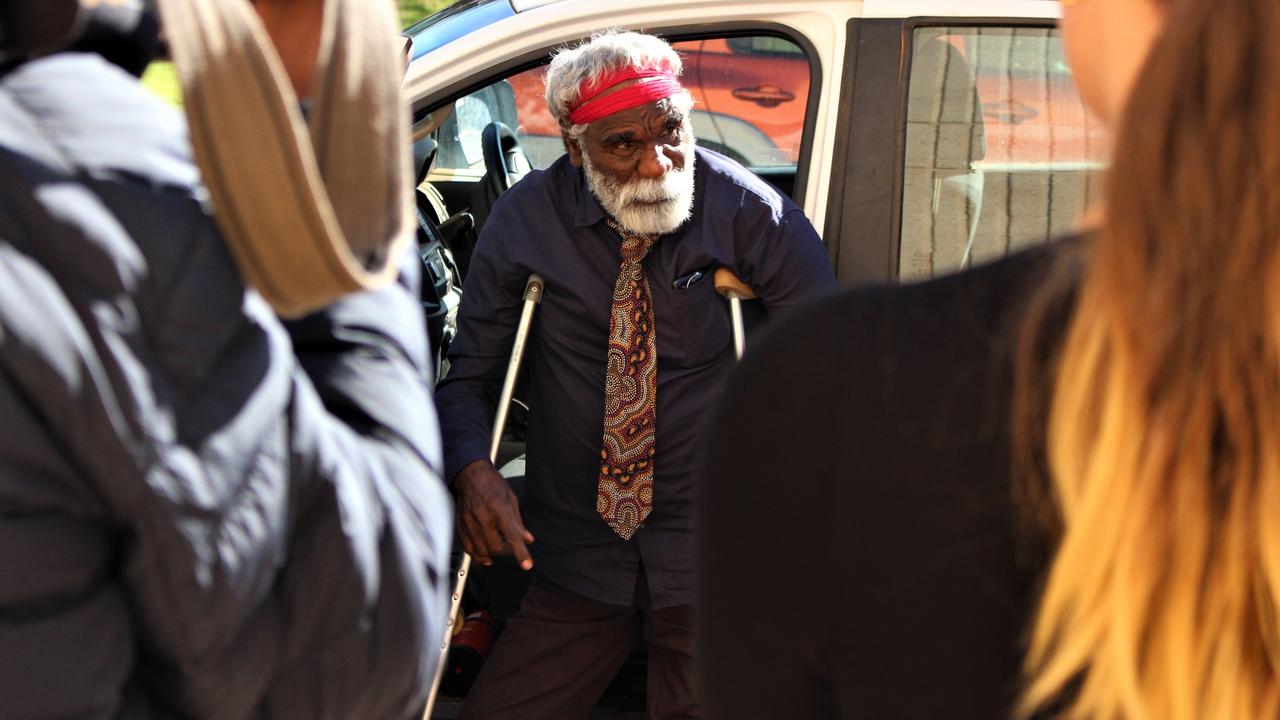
left=714, top=269, right=753, bottom=360
left=524, top=274, right=545, bottom=303
left=714, top=268, right=755, bottom=300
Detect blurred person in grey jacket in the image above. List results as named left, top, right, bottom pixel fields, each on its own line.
left=0, top=1, right=451, bottom=718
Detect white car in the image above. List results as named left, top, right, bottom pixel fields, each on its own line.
left=405, top=0, right=1104, bottom=294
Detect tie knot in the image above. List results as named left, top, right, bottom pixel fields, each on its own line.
left=608, top=220, right=658, bottom=264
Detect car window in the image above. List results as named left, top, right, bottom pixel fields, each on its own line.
left=674, top=36, right=810, bottom=171
left=430, top=33, right=813, bottom=182
left=434, top=77, right=533, bottom=173
left=899, top=26, right=1108, bottom=281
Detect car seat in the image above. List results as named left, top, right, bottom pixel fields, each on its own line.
left=464, top=78, right=523, bottom=233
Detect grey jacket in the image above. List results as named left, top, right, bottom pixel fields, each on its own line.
left=0, top=53, right=451, bottom=719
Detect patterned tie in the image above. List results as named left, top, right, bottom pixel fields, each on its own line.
left=598, top=219, right=659, bottom=540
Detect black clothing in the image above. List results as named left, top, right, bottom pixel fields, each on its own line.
left=697, top=241, right=1078, bottom=718
left=436, top=147, right=836, bottom=608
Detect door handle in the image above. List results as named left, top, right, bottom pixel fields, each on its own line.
left=731, top=84, right=796, bottom=108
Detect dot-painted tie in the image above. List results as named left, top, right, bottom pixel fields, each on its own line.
left=597, top=219, right=659, bottom=540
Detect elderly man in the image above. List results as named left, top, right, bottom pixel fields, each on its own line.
left=436, top=31, right=836, bottom=718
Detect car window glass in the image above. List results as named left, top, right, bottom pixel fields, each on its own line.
left=429, top=34, right=813, bottom=183
left=436, top=80, right=517, bottom=172
left=725, top=36, right=804, bottom=57
left=673, top=36, right=809, bottom=171
left=899, top=26, right=1108, bottom=281
left=454, top=95, right=493, bottom=166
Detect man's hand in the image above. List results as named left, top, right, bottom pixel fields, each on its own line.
left=453, top=460, right=535, bottom=570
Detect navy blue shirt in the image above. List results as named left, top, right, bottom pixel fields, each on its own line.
left=436, top=148, right=836, bottom=608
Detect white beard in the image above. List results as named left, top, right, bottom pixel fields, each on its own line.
left=581, top=137, right=696, bottom=236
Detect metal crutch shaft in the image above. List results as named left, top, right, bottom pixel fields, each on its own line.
left=713, top=268, right=756, bottom=360
left=423, top=274, right=545, bottom=719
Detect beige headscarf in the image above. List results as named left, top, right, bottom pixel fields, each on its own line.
left=153, top=0, right=411, bottom=317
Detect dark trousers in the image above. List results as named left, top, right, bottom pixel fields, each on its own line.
left=458, top=571, right=700, bottom=720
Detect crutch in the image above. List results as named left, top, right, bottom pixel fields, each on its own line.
left=713, top=268, right=756, bottom=360
left=423, top=274, right=545, bottom=719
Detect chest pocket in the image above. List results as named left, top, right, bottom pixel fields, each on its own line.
left=536, top=273, right=611, bottom=360
left=654, top=269, right=732, bottom=369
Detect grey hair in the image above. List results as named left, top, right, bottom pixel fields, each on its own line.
left=545, top=30, right=695, bottom=139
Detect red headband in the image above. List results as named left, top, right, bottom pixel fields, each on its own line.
left=567, top=66, right=685, bottom=126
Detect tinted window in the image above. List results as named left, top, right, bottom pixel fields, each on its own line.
left=899, top=26, right=1108, bottom=281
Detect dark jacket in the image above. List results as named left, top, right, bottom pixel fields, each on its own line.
left=0, top=53, right=451, bottom=719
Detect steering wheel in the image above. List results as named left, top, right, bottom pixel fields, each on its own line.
left=481, top=121, right=532, bottom=198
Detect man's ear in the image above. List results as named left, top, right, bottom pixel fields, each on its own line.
left=562, top=130, right=583, bottom=167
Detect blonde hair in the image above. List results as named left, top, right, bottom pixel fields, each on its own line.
left=1017, top=0, right=1280, bottom=717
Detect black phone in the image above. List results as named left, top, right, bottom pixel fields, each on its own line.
left=673, top=267, right=712, bottom=290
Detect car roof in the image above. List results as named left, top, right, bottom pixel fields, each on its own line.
left=406, top=0, right=1060, bottom=60
left=405, top=0, right=513, bottom=60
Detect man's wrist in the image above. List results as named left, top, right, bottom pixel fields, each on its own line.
left=449, top=458, right=493, bottom=491
left=444, top=437, right=492, bottom=488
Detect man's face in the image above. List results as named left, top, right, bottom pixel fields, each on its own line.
left=566, top=96, right=696, bottom=236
